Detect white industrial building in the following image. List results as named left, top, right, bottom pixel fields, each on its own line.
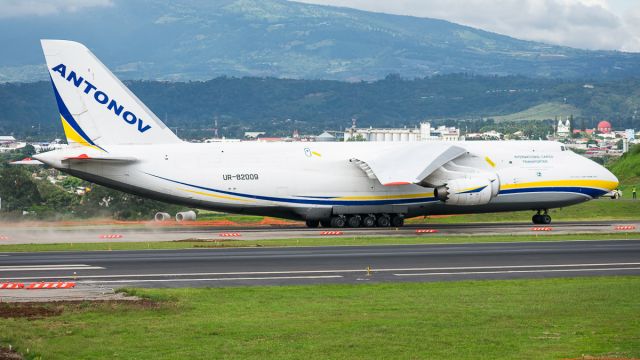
left=343, top=122, right=460, bottom=142
left=0, top=135, right=27, bottom=153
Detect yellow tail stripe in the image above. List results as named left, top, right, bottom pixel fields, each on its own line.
left=60, top=115, right=102, bottom=152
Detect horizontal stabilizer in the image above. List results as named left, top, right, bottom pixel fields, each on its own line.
left=9, top=157, right=44, bottom=165
left=61, top=153, right=137, bottom=163
left=351, top=143, right=467, bottom=186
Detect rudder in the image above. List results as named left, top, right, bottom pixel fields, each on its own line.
left=41, top=40, right=181, bottom=150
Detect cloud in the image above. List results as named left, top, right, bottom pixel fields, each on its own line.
left=293, top=0, right=640, bottom=52
left=0, top=0, right=113, bottom=18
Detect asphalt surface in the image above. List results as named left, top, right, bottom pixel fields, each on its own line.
left=1, top=239, right=639, bottom=291
left=0, top=220, right=638, bottom=244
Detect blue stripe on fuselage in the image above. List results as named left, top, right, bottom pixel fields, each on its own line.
left=146, top=173, right=606, bottom=206
left=499, top=187, right=607, bottom=198
left=146, top=173, right=436, bottom=206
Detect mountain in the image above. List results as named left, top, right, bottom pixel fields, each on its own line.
left=1, top=0, right=639, bottom=82
left=2, top=75, right=640, bottom=140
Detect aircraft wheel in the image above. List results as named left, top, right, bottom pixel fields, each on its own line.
left=532, top=214, right=541, bottom=224
left=377, top=214, right=391, bottom=227
left=330, top=216, right=346, bottom=228
left=541, top=214, right=552, bottom=224
left=347, top=215, right=362, bottom=228
left=362, top=215, right=377, bottom=227
left=305, top=220, right=320, bottom=228
left=320, top=219, right=332, bottom=228
left=391, top=215, right=404, bottom=227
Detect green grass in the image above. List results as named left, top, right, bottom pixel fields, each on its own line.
left=2, top=277, right=639, bottom=359
left=0, top=233, right=638, bottom=253
left=491, top=102, right=580, bottom=122
left=412, top=198, right=640, bottom=224
left=609, top=144, right=640, bottom=184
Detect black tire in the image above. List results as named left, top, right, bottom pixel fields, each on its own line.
left=377, top=215, right=391, bottom=227
left=305, top=220, right=320, bottom=228
left=347, top=215, right=361, bottom=228
left=320, top=219, right=331, bottom=228
left=532, top=214, right=541, bottom=224
left=362, top=215, right=376, bottom=227
left=541, top=214, right=552, bottom=224
left=391, top=215, right=404, bottom=227
left=330, top=216, right=346, bottom=228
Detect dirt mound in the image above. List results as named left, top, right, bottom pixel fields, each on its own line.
left=0, top=300, right=159, bottom=319
left=0, top=303, right=63, bottom=319
left=0, top=347, right=22, bottom=360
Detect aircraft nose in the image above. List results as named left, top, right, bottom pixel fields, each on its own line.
left=601, top=166, right=619, bottom=191
left=589, top=159, right=619, bottom=192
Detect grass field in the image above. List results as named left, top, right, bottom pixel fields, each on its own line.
left=412, top=198, right=640, bottom=224
left=490, top=102, right=580, bottom=122
left=1, top=277, right=639, bottom=359
left=0, top=232, right=638, bottom=253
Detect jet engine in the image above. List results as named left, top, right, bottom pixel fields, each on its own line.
left=434, top=178, right=498, bottom=206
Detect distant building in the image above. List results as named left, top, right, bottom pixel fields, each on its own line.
left=597, top=120, right=612, bottom=134
left=316, top=131, right=336, bottom=142
left=556, top=117, right=570, bottom=137
left=466, top=130, right=502, bottom=141
left=256, top=137, right=285, bottom=142
left=0, top=136, right=16, bottom=145
left=244, top=131, right=266, bottom=139
left=0, top=135, right=26, bottom=153
left=343, top=122, right=460, bottom=142
left=625, top=129, right=635, bottom=140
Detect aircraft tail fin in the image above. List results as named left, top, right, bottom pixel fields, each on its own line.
left=41, top=40, right=181, bottom=151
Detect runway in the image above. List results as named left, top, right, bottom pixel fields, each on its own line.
left=0, top=220, right=638, bottom=244
left=1, top=240, right=639, bottom=291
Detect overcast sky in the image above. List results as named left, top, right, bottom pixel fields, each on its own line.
left=295, top=0, right=640, bottom=52
left=1, top=0, right=638, bottom=52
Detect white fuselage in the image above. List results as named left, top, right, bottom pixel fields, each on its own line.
left=36, top=140, right=619, bottom=221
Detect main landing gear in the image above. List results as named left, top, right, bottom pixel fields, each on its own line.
left=532, top=210, right=551, bottom=225
left=306, top=214, right=405, bottom=228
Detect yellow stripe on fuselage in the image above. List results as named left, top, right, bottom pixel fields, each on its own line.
left=179, top=188, right=254, bottom=202
left=501, top=179, right=618, bottom=191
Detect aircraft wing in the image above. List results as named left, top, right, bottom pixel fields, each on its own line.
left=351, top=143, right=467, bottom=186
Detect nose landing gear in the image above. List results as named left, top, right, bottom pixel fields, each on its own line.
left=532, top=210, right=551, bottom=225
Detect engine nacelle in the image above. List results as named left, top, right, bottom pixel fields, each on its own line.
left=175, top=210, right=197, bottom=222
left=434, top=178, right=497, bottom=206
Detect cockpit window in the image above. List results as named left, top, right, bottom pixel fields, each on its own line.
left=561, top=146, right=566, bottom=151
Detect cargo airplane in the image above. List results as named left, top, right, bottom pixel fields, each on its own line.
left=34, top=40, right=619, bottom=227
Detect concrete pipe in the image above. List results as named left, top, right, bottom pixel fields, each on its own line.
left=154, top=212, right=171, bottom=222
left=176, top=210, right=197, bottom=222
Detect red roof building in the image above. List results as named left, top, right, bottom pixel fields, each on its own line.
left=597, top=120, right=612, bottom=134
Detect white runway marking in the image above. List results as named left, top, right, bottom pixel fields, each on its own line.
left=0, top=264, right=104, bottom=272
left=1, top=262, right=639, bottom=280
left=80, top=275, right=343, bottom=284
left=394, top=267, right=640, bottom=277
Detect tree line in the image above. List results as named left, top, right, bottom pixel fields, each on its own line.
left=1, top=74, right=639, bottom=140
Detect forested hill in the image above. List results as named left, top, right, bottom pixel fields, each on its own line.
left=1, top=0, right=640, bottom=82
left=1, top=75, right=639, bottom=139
